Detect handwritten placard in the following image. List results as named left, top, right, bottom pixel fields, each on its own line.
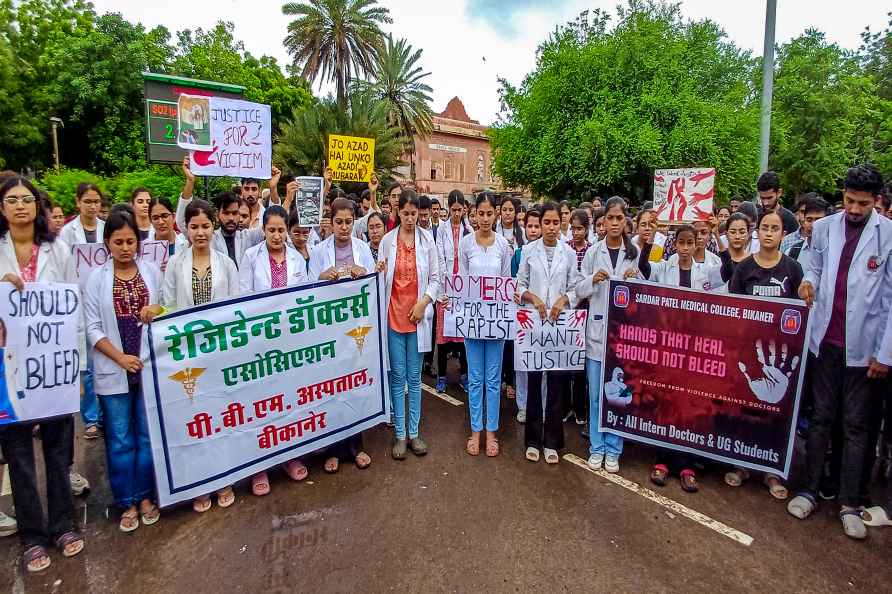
left=653, top=168, right=715, bottom=223
left=443, top=275, right=517, bottom=340
left=328, top=134, right=375, bottom=183
left=514, top=308, right=587, bottom=371
left=72, top=241, right=169, bottom=291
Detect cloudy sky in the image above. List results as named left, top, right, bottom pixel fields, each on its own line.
left=91, top=0, right=889, bottom=124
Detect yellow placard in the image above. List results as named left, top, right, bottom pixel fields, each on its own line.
left=328, top=134, right=375, bottom=182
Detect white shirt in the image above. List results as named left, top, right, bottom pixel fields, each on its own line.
left=459, top=232, right=512, bottom=277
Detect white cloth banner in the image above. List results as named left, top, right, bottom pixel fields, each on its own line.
left=181, top=95, right=272, bottom=179
left=442, top=274, right=517, bottom=340
left=0, top=283, right=81, bottom=425
left=72, top=241, right=169, bottom=291
left=514, top=308, right=587, bottom=371
left=653, top=168, right=715, bottom=223
left=142, top=274, right=389, bottom=506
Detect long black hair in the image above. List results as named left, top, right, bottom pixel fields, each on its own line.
left=0, top=176, right=56, bottom=244
left=499, top=196, right=525, bottom=247
left=184, top=199, right=216, bottom=225
left=103, top=208, right=141, bottom=250
left=603, top=196, right=637, bottom=260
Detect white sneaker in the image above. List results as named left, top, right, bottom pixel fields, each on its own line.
left=587, top=453, right=604, bottom=470
left=0, top=510, right=17, bottom=537
left=70, top=470, right=90, bottom=496
left=605, top=455, right=620, bottom=473
left=516, top=410, right=526, bottom=424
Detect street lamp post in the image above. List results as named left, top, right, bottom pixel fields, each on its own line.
left=759, top=0, right=777, bottom=174
left=49, top=116, right=63, bottom=171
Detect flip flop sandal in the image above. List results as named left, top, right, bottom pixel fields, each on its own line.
left=466, top=436, right=480, bottom=456
left=217, top=487, right=236, bottom=508
left=193, top=496, right=212, bottom=513
left=680, top=469, right=699, bottom=493
left=486, top=437, right=500, bottom=458
left=354, top=452, right=372, bottom=469
left=22, top=545, right=51, bottom=573
left=140, top=504, right=160, bottom=526
left=764, top=474, right=789, bottom=500
left=543, top=448, right=559, bottom=464
left=283, top=459, right=309, bottom=481
left=787, top=493, right=816, bottom=519
left=324, top=457, right=340, bottom=474
left=525, top=447, right=540, bottom=462
left=650, top=464, right=669, bottom=487
left=724, top=468, right=749, bottom=487
left=861, top=506, right=892, bottom=527
left=119, top=510, right=139, bottom=533
left=55, top=531, right=84, bottom=558
left=251, top=473, right=271, bottom=497
left=840, top=509, right=867, bottom=540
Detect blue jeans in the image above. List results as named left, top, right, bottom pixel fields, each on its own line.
left=99, top=384, right=154, bottom=508
left=587, top=358, right=623, bottom=457
left=465, top=339, right=504, bottom=432
left=387, top=329, right=422, bottom=439
left=80, top=354, right=101, bottom=427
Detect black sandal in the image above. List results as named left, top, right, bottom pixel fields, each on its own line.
left=55, top=531, right=85, bottom=558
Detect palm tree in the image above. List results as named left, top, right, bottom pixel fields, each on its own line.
left=274, top=93, right=404, bottom=183
left=282, top=0, right=391, bottom=106
left=351, top=35, right=434, bottom=180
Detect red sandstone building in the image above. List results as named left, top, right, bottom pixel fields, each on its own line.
left=399, top=97, right=514, bottom=202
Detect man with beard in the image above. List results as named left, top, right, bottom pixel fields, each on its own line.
left=756, top=171, right=799, bottom=235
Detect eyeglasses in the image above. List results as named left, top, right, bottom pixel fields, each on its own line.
left=4, top=195, right=36, bottom=205
left=150, top=213, right=172, bottom=222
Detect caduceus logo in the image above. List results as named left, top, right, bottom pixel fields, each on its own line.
left=169, top=368, right=206, bottom=402
left=346, top=326, right=372, bottom=355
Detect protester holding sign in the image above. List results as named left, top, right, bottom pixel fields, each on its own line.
left=565, top=208, right=592, bottom=427
left=149, top=197, right=188, bottom=257
left=435, top=191, right=471, bottom=394
left=0, top=176, right=84, bottom=572
left=85, top=208, right=163, bottom=533
left=515, top=202, right=580, bottom=464
left=380, top=190, right=440, bottom=459
left=459, top=192, right=513, bottom=457
left=788, top=164, right=892, bottom=540
left=511, top=208, right=543, bottom=423
left=60, top=183, right=106, bottom=438
left=287, top=210, right=312, bottom=274
left=574, top=197, right=642, bottom=473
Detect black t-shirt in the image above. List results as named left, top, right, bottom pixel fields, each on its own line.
left=608, top=247, right=620, bottom=268
left=138, top=228, right=150, bottom=241
left=728, top=254, right=803, bottom=299
left=84, top=228, right=97, bottom=244
left=679, top=268, right=692, bottom=288
left=222, top=232, right=237, bottom=266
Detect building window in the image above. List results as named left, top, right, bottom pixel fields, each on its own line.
left=445, top=160, right=453, bottom=180
left=458, top=163, right=464, bottom=181
left=431, top=161, right=438, bottom=180
left=476, top=154, right=485, bottom=183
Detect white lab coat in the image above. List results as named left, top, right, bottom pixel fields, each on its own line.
left=516, top=239, right=580, bottom=309
left=162, top=247, right=239, bottom=309
left=59, top=216, right=105, bottom=247
left=804, top=210, right=892, bottom=366
left=239, top=242, right=307, bottom=294
left=575, top=240, right=641, bottom=360
left=436, top=219, right=472, bottom=291
left=378, top=227, right=440, bottom=353
left=0, top=235, right=72, bottom=283
left=84, top=260, right=162, bottom=396
left=666, top=251, right=722, bottom=292
left=308, top=235, right=376, bottom=282
left=175, top=194, right=264, bottom=266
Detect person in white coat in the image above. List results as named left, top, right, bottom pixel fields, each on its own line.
left=515, top=202, right=580, bottom=464
left=149, top=197, right=189, bottom=258
left=575, top=197, right=642, bottom=474
left=130, top=188, right=155, bottom=241
left=178, top=158, right=264, bottom=268
left=434, top=191, right=471, bottom=393
left=84, top=208, right=164, bottom=534
left=59, top=183, right=105, bottom=439
left=309, top=198, right=376, bottom=473
left=162, top=199, right=240, bottom=513
left=379, top=190, right=440, bottom=460
left=237, top=205, right=309, bottom=496
left=459, top=193, right=513, bottom=458
left=788, top=164, right=892, bottom=540
left=0, top=176, right=84, bottom=572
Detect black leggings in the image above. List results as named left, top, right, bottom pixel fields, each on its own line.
left=437, top=342, right=467, bottom=376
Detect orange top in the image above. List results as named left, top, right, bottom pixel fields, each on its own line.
left=388, top=237, right=419, bottom=333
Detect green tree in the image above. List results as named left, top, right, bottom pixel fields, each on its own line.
left=351, top=35, right=433, bottom=180
left=769, top=30, right=880, bottom=196
left=282, top=0, right=391, bottom=106
left=274, top=93, right=403, bottom=186
left=490, top=3, right=760, bottom=203
left=859, top=13, right=892, bottom=176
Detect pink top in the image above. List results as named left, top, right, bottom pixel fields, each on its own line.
left=269, top=253, right=287, bottom=288
left=19, top=244, right=39, bottom=282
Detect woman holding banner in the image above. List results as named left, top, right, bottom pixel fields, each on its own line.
left=435, top=191, right=471, bottom=394
left=162, top=199, right=240, bottom=512
left=575, top=197, right=642, bottom=473
left=239, top=205, right=309, bottom=496
left=516, top=202, right=580, bottom=464
left=379, top=190, right=440, bottom=459
left=0, top=176, right=84, bottom=572
left=459, top=192, right=513, bottom=457
left=85, top=206, right=164, bottom=532
left=309, top=197, right=377, bottom=473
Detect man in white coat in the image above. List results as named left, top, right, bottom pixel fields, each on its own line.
left=789, top=164, right=892, bottom=540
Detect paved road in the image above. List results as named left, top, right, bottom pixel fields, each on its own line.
left=2, top=381, right=890, bottom=593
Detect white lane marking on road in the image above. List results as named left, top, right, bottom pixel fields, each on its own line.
left=1, top=464, right=10, bottom=496
left=420, top=383, right=463, bottom=406
left=563, top=453, right=754, bottom=547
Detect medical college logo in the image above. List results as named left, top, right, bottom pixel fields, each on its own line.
left=613, top=285, right=630, bottom=308
left=780, top=309, right=801, bottom=335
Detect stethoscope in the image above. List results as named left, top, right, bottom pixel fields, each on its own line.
left=868, top=223, right=883, bottom=271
